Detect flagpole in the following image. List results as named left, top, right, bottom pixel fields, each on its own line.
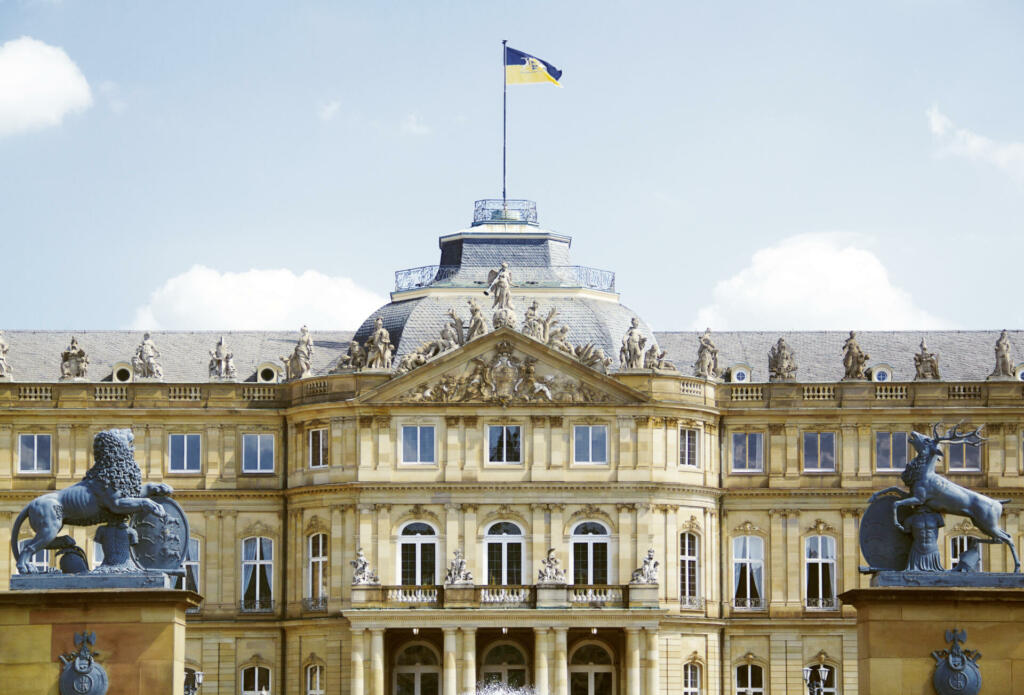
left=502, top=39, right=508, bottom=211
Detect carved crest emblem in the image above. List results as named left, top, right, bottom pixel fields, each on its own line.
left=59, top=632, right=108, bottom=695
left=130, top=497, right=190, bottom=571
left=932, top=629, right=981, bottom=695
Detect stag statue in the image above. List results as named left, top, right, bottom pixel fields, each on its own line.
left=869, top=423, right=1020, bottom=572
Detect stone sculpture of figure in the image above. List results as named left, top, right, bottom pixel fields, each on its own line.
left=619, top=317, right=647, bottom=369
left=903, top=509, right=945, bottom=571
left=281, top=326, right=314, bottom=380
left=395, top=348, right=429, bottom=376
left=466, top=299, right=488, bottom=341
left=132, top=332, right=164, bottom=380
left=364, top=317, right=394, bottom=369
left=537, top=547, right=567, bottom=584
left=439, top=321, right=460, bottom=352
left=444, top=548, right=473, bottom=585
left=208, top=336, right=237, bottom=379
left=644, top=344, right=677, bottom=371
left=332, top=340, right=366, bottom=372
left=443, top=308, right=465, bottom=348
left=350, top=547, right=379, bottom=585
left=989, top=329, right=1014, bottom=379
left=486, top=261, right=513, bottom=311
left=914, top=338, right=941, bottom=380
left=60, top=336, right=89, bottom=380
left=522, top=300, right=544, bottom=340
left=630, top=548, right=660, bottom=584
left=548, top=325, right=574, bottom=355
left=0, top=331, right=10, bottom=379
left=694, top=328, right=720, bottom=379
left=842, top=330, right=870, bottom=380
left=768, top=337, right=797, bottom=381
left=573, top=343, right=613, bottom=373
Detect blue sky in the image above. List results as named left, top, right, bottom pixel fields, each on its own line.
left=2, top=0, right=1023, bottom=331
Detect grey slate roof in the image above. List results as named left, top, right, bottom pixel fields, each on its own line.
left=0, top=329, right=1019, bottom=383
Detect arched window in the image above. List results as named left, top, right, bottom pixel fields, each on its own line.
left=569, top=642, right=615, bottom=695
left=306, top=663, right=325, bottom=695
left=485, top=522, right=524, bottom=585
left=240, top=665, right=271, bottom=695
left=949, top=536, right=982, bottom=571
left=572, top=522, right=610, bottom=585
left=683, top=662, right=702, bottom=695
left=241, top=537, right=273, bottom=612
left=805, top=664, right=837, bottom=695
left=481, top=643, right=528, bottom=688
left=735, top=663, right=764, bottom=695
left=805, top=535, right=837, bottom=609
left=399, top=523, right=437, bottom=586
left=680, top=532, right=700, bottom=607
left=732, top=536, right=763, bottom=609
left=394, top=642, right=441, bottom=695
left=307, top=533, right=328, bottom=608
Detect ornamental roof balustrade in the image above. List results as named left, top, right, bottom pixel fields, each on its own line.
left=394, top=264, right=616, bottom=293
left=472, top=199, right=538, bottom=226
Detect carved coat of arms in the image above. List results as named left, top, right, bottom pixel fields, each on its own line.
left=931, top=629, right=981, bottom=695
left=59, top=632, right=108, bottom=695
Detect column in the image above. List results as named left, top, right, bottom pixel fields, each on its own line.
left=644, top=628, right=660, bottom=694
left=443, top=628, right=458, bottom=695
left=370, top=628, right=385, bottom=695
left=625, top=627, right=641, bottom=695
left=533, top=628, right=550, bottom=695
left=785, top=510, right=801, bottom=609
left=463, top=505, right=479, bottom=587
left=552, top=627, right=568, bottom=695
left=461, top=627, right=476, bottom=695
left=376, top=505, right=393, bottom=585
left=351, top=628, right=366, bottom=695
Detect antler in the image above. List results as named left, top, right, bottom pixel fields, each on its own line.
left=935, top=420, right=986, bottom=445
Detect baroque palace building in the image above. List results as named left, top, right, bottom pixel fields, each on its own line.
left=2, top=199, right=1023, bottom=695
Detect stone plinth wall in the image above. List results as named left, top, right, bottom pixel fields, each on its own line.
left=841, top=586, right=1024, bottom=693
left=0, top=588, right=199, bottom=695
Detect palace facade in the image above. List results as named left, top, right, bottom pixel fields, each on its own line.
left=2, top=200, right=1023, bottom=695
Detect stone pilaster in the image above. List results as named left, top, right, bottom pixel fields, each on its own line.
left=370, top=628, right=385, bottom=695
left=625, top=627, right=641, bottom=695
left=645, top=628, right=660, bottom=694
left=552, top=627, right=568, bottom=695
left=533, top=628, right=550, bottom=695
left=461, top=627, right=476, bottom=694
left=443, top=627, right=458, bottom=695
left=350, top=627, right=365, bottom=695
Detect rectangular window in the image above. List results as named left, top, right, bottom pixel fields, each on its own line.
left=732, top=433, right=763, bottom=473
left=947, top=442, right=982, bottom=472
left=680, top=428, right=699, bottom=468
left=488, top=425, right=521, bottom=463
left=242, top=434, right=275, bottom=473
left=308, top=429, right=328, bottom=469
left=949, top=536, right=982, bottom=571
left=241, top=536, right=273, bottom=611
left=574, top=425, right=607, bottom=464
left=803, top=432, right=836, bottom=472
left=174, top=538, right=200, bottom=593
left=168, top=433, right=201, bottom=473
left=18, top=434, right=51, bottom=473
left=876, top=431, right=909, bottom=471
left=732, top=536, right=764, bottom=608
left=401, top=425, right=435, bottom=464
left=680, top=533, right=700, bottom=604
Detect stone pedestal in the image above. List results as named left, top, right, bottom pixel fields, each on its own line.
left=442, top=584, right=475, bottom=608
left=841, top=586, right=1024, bottom=693
left=0, top=588, right=200, bottom=695
left=627, top=583, right=659, bottom=609
left=535, top=584, right=569, bottom=609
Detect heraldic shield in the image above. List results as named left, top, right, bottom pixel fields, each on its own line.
left=931, top=629, right=981, bottom=695
left=58, top=632, right=109, bottom=695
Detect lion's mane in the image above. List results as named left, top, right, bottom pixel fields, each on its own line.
left=85, top=429, right=142, bottom=498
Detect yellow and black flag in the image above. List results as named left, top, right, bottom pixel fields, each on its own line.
left=504, top=46, right=562, bottom=86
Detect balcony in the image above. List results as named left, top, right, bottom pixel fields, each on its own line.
left=805, top=597, right=839, bottom=610
left=303, top=596, right=328, bottom=612
left=384, top=585, right=443, bottom=607
left=239, top=598, right=275, bottom=613
left=731, top=597, right=765, bottom=611
left=393, top=264, right=615, bottom=293
left=476, top=586, right=535, bottom=608
left=472, top=199, right=538, bottom=226
left=679, top=596, right=705, bottom=611
left=569, top=585, right=627, bottom=608
left=351, top=584, right=642, bottom=609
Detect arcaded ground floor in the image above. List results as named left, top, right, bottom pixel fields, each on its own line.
left=184, top=614, right=857, bottom=695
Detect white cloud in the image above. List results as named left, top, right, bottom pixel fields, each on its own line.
left=318, top=99, right=340, bottom=122
left=927, top=105, right=1024, bottom=180
left=400, top=112, right=430, bottom=136
left=692, top=233, right=948, bottom=330
left=0, top=36, right=92, bottom=137
left=132, top=266, right=386, bottom=330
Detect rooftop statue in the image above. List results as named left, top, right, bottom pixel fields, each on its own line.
left=364, top=317, right=394, bottom=369
left=629, top=549, right=660, bottom=584
left=350, top=547, right=379, bottom=585
left=281, top=325, right=314, bottom=380
left=537, top=547, right=567, bottom=584
left=693, top=328, right=720, bottom=379
left=10, top=429, right=188, bottom=581
left=841, top=330, right=869, bottom=380
left=444, top=548, right=474, bottom=585
left=547, top=324, right=574, bottom=356
left=573, top=343, right=612, bottom=373
left=0, top=331, right=10, bottom=380
left=132, top=332, right=163, bottom=380
left=208, top=335, right=236, bottom=380
left=644, top=344, right=677, bottom=371
left=331, top=340, right=366, bottom=372
left=861, top=423, right=1021, bottom=577
left=619, top=317, right=646, bottom=369
left=988, top=329, right=1014, bottom=380
left=60, top=336, right=89, bottom=380
left=488, top=262, right=518, bottom=330
left=914, top=338, right=941, bottom=380
left=768, top=337, right=797, bottom=381
left=466, top=298, right=488, bottom=341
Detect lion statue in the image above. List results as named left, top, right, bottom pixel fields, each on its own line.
left=10, top=428, right=172, bottom=574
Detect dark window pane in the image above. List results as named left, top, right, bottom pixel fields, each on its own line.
left=733, top=434, right=746, bottom=470
left=575, top=426, right=589, bottom=462
left=243, top=435, right=257, bottom=471
left=507, top=426, right=521, bottom=462
left=489, top=427, right=504, bottom=461
left=20, top=435, right=35, bottom=471
left=592, top=427, right=606, bottom=462
left=751, top=665, right=763, bottom=687
left=804, top=433, right=818, bottom=469
left=594, top=672, right=613, bottom=695
left=894, top=433, right=908, bottom=468
left=396, top=673, right=415, bottom=695
left=507, top=543, right=522, bottom=584
left=259, top=435, right=274, bottom=471
left=573, top=543, right=588, bottom=584
left=570, top=673, right=589, bottom=695
left=170, top=435, right=185, bottom=471
left=488, top=543, right=503, bottom=584
left=420, top=544, right=435, bottom=585
left=820, top=432, right=835, bottom=469
left=187, top=434, right=200, bottom=470
left=35, top=435, right=50, bottom=471
left=876, top=432, right=890, bottom=468
left=593, top=543, right=608, bottom=584
left=403, top=427, right=418, bottom=462
left=401, top=544, right=416, bottom=585
left=421, top=673, right=439, bottom=695
left=420, top=426, right=434, bottom=462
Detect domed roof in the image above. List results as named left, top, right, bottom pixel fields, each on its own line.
left=349, top=200, right=656, bottom=365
